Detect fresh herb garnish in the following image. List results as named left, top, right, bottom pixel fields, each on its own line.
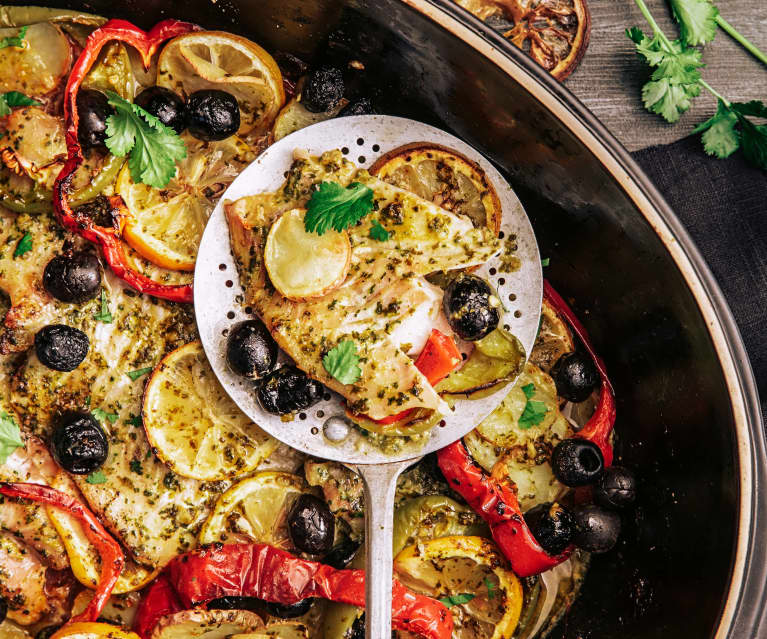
left=438, top=593, right=476, bottom=608
left=521, top=383, right=536, bottom=399
left=484, top=577, right=497, bottom=600
left=519, top=382, right=548, bottom=430
left=104, top=90, right=186, bottom=189
left=322, top=340, right=362, bottom=385
left=0, top=91, right=40, bottom=116
left=369, top=220, right=390, bottom=242
left=86, top=470, right=107, bottom=484
left=94, top=290, right=113, bottom=323
left=13, top=232, right=32, bottom=258
left=0, top=411, right=23, bottom=464
left=628, top=0, right=767, bottom=169
left=540, top=257, right=550, bottom=267
left=129, top=459, right=143, bottom=475
left=92, top=408, right=119, bottom=424
left=127, top=367, right=153, bottom=381
left=0, top=25, right=28, bottom=50
left=304, top=181, right=374, bottom=235
left=127, top=414, right=143, bottom=428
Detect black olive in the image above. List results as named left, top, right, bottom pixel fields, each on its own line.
left=257, top=366, right=323, bottom=415
left=35, top=626, right=62, bottom=639
left=287, top=493, right=335, bottom=554
left=226, top=320, right=278, bottom=379
left=571, top=504, right=621, bottom=553
left=524, top=502, right=575, bottom=556
left=350, top=614, right=397, bottom=639
left=207, top=596, right=261, bottom=612
left=134, top=86, right=187, bottom=134
left=594, top=466, right=637, bottom=509
left=323, top=538, right=360, bottom=569
left=301, top=66, right=345, bottom=113
left=550, top=439, right=604, bottom=487
left=34, top=325, right=89, bottom=372
left=51, top=412, right=108, bottom=474
left=43, top=252, right=102, bottom=303
left=0, top=596, right=6, bottom=624
left=338, top=98, right=376, bottom=117
left=442, top=274, right=500, bottom=341
left=264, top=599, right=313, bottom=618
left=76, top=89, right=112, bottom=151
left=550, top=351, right=600, bottom=403
left=186, top=90, right=240, bottom=141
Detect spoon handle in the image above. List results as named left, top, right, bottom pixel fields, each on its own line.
left=357, top=460, right=414, bottom=639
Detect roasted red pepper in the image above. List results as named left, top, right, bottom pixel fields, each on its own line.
left=54, top=19, right=199, bottom=303
left=0, top=482, right=124, bottom=624
left=133, top=575, right=183, bottom=639
left=134, top=543, right=452, bottom=639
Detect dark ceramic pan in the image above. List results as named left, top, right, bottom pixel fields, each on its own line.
left=16, top=0, right=767, bottom=636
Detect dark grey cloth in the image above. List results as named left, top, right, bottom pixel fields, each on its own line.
left=631, top=138, right=767, bottom=410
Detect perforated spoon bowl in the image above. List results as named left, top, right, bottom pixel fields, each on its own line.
left=194, top=115, right=541, bottom=639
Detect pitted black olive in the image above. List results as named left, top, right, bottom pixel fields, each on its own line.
left=0, top=596, right=6, bottom=624
left=323, top=538, right=361, bottom=569
left=594, top=466, right=637, bottom=509
left=43, top=252, right=102, bottom=303
left=264, top=599, right=313, bottom=618
left=301, top=66, right=345, bottom=113
left=35, top=626, right=62, bottom=639
left=551, top=439, right=604, bottom=487
left=257, top=366, right=323, bottom=415
left=571, top=504, right=621, bottom=553
left=76, top=89, right=112, bottom=151
left=350, top=614, right=397, bottom=639
left=51, top=412, right=108, bottom=474
left=551, top=351, right=600, bottom=403
left=34, top=325, right=89, bottom=372
left=207, top=596, right=261, bottom=612
left=134, top=86, right=187, bottom=134
left=226, top=320, right=278, bottom=379
left=524, top=502, right=575, bottom=556
left=442, top=274, right=500, bottom=341
left=338, top=98, right=375, bottom=117
left=287, top=493, right=335, bottom=554
left=186, top=90, right=240, bottom=141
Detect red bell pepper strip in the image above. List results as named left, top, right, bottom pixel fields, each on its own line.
left=542, top=279, right=616, bottom=466
left=366, top=329, right=462, bottom=425
left=134, top=543, right=452, bottom=639
left=0, top=482, right=124, bottom=624
left=133, top=575, right=183, bottom=639
left=53, top=19, right=199, bottom=303
left=437, top=440, right=571, bottom=577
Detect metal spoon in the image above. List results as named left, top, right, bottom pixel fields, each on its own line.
left=194, top=115, right=541, bottom=639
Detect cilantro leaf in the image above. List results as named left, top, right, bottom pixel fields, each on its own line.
left=86, top=470, right=107, bottom=484
left=13, top=233, right=32, bottom=258
left=92, top=408, right=119, bottom=424
left=669, top=0, right=719, bottom=46
left=540, top=257, right=550, bottom=267
left=369, top=220, right=390, bottom=242
left=127, top=367, right=153, bottom=381
left=520, top=383, right=536, bottom=399
left=693, top=99, right=740, bottom=158
left=0, top=91, right=40, bottom=116
left=731, top=101, right=767, bottom=119
left=0, top=411, right=23, bottom=464
left=304, top=181, right=374, bottom=235
left=519, top=399, right=548, bottom=429
left=439, top=593, right=475, bottom=608
left=484, top=577, right=496, bottom=599
left=738, top=118, right=767, bottom=172
left=323, top=340, right=362, bottom=385
left=94, top=290, right=112, bottom=323
left=0, top=25, right=28, bottom=50
left=127, top=414, right=143, bottom=428
left=104, top=91, right=186, bottom=189
left=129, top=459, right=143, bottom=475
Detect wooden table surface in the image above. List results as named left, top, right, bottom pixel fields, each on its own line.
left=563, top=0, right=767, bottom=152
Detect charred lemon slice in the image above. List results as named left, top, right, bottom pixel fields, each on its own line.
left=394, top=535, right=523, bottom=639
left=50, top=623, right=141, bottom=639
left=370, top=142, right=501, bottom=234
left=142, top=341, right=278, bottom=481
left=119, top=134, right=254, bottom=271
left=272, top=94, right=348, bottom=141
left=157, top=31, right=284, bottom=135
left=529, top=298, right=574, bottom=373
left=199, top=471, right=309, bottom=548
left=149, top=610, right=264, bottom=639
left=265, top=208, right=351, bottom=300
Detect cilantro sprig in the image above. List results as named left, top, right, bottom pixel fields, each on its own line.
left=94, top=290, right=112, bottom=324
left=86, top=470, right=107, bottom=484
left=0, top=25, right=28, bottom=50
left=13, top=233, right=32, bottom=258
left=518, top=382, right=548, bottom=429
left=0, top=411, right=23, bottom=464
left=304, top=181, right=374, bottom=235
left=104, top=91, right=186, bottom=189
left=369, top=220, right=390, bottom=242
left=127, top=367, right=153, bottom=381
left=628, top=0, right=767, bottom=169
left=322, top=340, right=362, bottom=385
left=92, top=407, right=119, bottom=424
left=438, top=593, right=475, bottom=608
left=0, top=91, right=40, bottom=117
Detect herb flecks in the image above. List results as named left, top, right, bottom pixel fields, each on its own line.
left=94, top=290, right=113, bottom=324
left=12, top=233, right=32, bottom=258
left=127, top=367, right=153, bottom=381
left=0, top=26, right=28, bottom=50
left=86, top=470, right=107, bottom=484
left=439, top=593, right=476, bottom=608
left=0, top=91, right=39, bottom=116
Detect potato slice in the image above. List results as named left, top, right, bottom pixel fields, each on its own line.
left=149, top=610, right=263, bottom=639
left=0, top=22, right=72, bottom=97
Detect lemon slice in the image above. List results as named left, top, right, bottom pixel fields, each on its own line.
left=50, top=623, right=141, bottom=639
left=265, top=208, right=351, bottom=300
left=149, top=610, right=263, bottom=639
left=370, top=143, right=501, bottom=234
left=157, top=31, right=284, bottom=135
left=46, top=471, right=158, bottom=594
left=199, top=471, right=309, bottom=548
left=142, top=341, right=278, bottom=481
left=529, top=298, right=575, bottom=373
left=230, top=622, right=309, bottom=639
left=272, top=95, right=348, bottom=141
left=394, top=536, right=523, bottom=639
left=119, top=134, right=254, bottom=271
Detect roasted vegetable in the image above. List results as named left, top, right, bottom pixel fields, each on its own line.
left=257, top=366, right=324, bottom=416
left=550, top=438, right=604, bottom=487
left=523, top=503, right=576, bottom=556
left=301, top=67, right=344, bottom=113
left=571, top=505, right=621, bottom=553
left=43, top=252, right=102, bottom=303
left=51, top=412, right=108, bottom=474
left=287, top=494, right=335, bottom=555
left=551, top=351, right=600, bottom=403
left=594, top=466, right=637, bottom=509
left=187, top=89, right=240, bottom=141
left=34, top=324, right=89, bottom=371
left=226, top=320, right=278, bottom=379
left=442, top=273, right=500, bottom=341
left=134, top=86, right=187, bottom=134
